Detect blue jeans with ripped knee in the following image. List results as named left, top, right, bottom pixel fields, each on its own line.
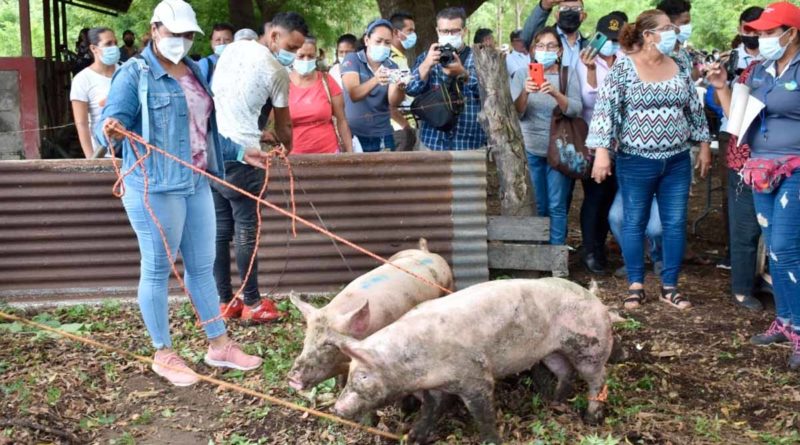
left=122, top=174, right=226, bottom=349
left=753, top=172, right=800, bottom=327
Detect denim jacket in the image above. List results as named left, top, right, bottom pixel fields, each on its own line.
left=94, top=44, right=244, bottom=195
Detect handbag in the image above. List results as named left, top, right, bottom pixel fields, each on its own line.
left=546, top=66, right=590, bottom=179
left=741, top=156, right=800, bottom=194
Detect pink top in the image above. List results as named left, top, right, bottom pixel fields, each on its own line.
left=177, top=73, right=213, bottom=169
left=289, top=72, right=342, bottom=154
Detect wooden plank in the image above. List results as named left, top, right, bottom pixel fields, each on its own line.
left=487, top=216, right=550, bottom=242
left=488, top=243, right=569, bottom=276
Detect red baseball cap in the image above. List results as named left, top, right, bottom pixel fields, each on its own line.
left=745, top=2, right=800, bottom=31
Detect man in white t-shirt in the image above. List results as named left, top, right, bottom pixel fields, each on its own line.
left=209, top=12, right=307, bottom=323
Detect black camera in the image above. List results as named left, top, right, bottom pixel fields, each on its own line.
left=438, top=44, right=457, bottom=66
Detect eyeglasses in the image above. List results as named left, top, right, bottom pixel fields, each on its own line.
left=558, top=6, right=583, bottom=12
left=534, top=43, right=560, bottom=50
left=437, top=28, right=462, bottom=36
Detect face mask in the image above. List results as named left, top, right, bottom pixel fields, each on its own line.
left=599, top=41, right=619, bottom=57
left=156, top=32, right=191, bottom=64
left=438, top=34, right=463, bottom=50
left=294, top=58, right=317, bottom=75
left=557, top=10, right=582, bottom=34
left=124, top=38, right=134, bottom=47
left=535, top=50, right=559, bottom=68
left=677, top=23, right=693, bottom=43
left=368, top=44, right=391, bottom=63
left=214, top=44, right=227, bottom=56
left=759, top=30, right=790, bottom=61
left=276, top=48, right=296, bottom=66
left=650, top=30, right=678, bottom=56
left=100, top=46, right=120, bottom=65
left=741, top=35, right=759, bottom=50
left=401, top=32, right=417, bottom=50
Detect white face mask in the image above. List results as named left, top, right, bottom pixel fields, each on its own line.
left=156, top=30, right=193, bottom=64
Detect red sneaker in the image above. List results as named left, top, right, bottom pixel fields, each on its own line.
left=220, top=298, right=244, bottom=320
left=241, top=299, right=283, bottom=324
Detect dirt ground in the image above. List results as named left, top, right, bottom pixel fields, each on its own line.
left=2, top=173, right=800, bottom=445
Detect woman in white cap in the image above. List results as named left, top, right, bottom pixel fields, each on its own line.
left=95, top=0, right=268, bottom=387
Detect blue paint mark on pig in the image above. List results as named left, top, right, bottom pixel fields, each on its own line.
left=360, top=274, right=389, bottom=289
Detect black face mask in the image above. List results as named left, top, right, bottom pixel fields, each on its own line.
left=741, top=35, right=759, bottom=50
left=124, top=38, right=134, bottom=46
left=557, top=10, right=582, bottom=34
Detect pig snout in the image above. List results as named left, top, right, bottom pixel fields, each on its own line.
left=287, top=370, right=305, bottom=391
left=333, top=392, right=363, bottom=419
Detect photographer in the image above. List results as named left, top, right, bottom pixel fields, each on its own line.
left=341, top=19, right=407, bottom=152
left=406, top=7, right=487, bottom=151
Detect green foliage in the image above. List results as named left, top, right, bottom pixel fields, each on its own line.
left=579, top=434, right=621, bottom=445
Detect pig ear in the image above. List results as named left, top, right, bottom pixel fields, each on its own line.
left=289, top=292, right=318, bottom=320
left=342, top=300, right=370, bottom=337
left=326, top=332, right=376, bottom=367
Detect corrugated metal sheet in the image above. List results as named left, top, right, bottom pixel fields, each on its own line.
left=0, top=152, right=487, bottom=303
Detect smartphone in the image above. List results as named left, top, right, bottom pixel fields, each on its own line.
left=587, top=32, right=609, bottom=57
left=528, top=63, right=545, bottom=86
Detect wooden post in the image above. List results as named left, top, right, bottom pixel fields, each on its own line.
left=43, top=0, right=52, bottom=59
left=473, top=45, right=534, bottom=217
left=19, top=0, right=33, bottom=57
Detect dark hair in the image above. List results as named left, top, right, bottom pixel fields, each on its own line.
left=337, top=33, right=358, bottom=48
left=122, top=29, right=134, bottom=37
left=474, top=28, right=493, bottom=44
left=609, top=10, right=629, bottom=22
left=271, top=12, right=309, bottom=36
left=389, top=11, right=414, bottom=30
left=88, top=27, right=113, bottom=46
left=211, top=22, right=235, bottom=37
left=510, top=29, right=522, bottom=41
left=436, top=7, right=467, bottom=28
left=619, top=10, right=666, bottom=51
left=739, top=6, right=763, bottom=24
left=656, top=0, right=691, bottom=19
left=531, top=26, right=563, bottom=52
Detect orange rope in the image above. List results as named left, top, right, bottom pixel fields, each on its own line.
left=0, top=310, right=404, bottom=442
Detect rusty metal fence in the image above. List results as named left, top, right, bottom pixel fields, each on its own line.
left=0, top=151, right=488, bottom=303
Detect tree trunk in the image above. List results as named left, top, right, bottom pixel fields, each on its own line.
left=377, top=0, right=489, bottom=51
left=228, top=0, right=257, bottom=31
left=514, top=0, right=523, bottom=30
left=473, top=45, right=534, bottom=216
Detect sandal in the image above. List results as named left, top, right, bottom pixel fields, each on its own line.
left=623, top=288, right=646, bottom=309
left=660, top=287, right=692, bottom=310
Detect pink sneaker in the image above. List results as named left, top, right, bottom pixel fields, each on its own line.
left=204, top=341, right=263, bottom=371
left=152, top=350, right=200, bottom=387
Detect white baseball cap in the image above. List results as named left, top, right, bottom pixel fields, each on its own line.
left=150, top=0, right=204, bottom=35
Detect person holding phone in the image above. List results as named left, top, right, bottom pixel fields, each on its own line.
left=511, top=27, right=582, bottom=245
left=576, top=12, right=627, bottom=274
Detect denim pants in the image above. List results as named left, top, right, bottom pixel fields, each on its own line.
left=355, top=134, right=396, bottom=152
left=608, top=190, right=663, bottom=264
left=616, top=151, right=691, bottom=286
left=727, top=169, right=762, bottom=297
left=526, top=152, right=575, bottom=245
left=753, top=172, right=800, bottom=326
left=122, top=174, right=226, bottom=349
left=580, top=177, right=617, bottom=262
left=211, top=163, right=264, bottom=306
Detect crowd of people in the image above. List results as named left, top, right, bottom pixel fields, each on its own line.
left=64, top=0, right=800, bottom=385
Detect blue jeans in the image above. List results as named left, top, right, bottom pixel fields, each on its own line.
left=753, top=172, right=800, bottom=327
left=727, top=169, right=762, bottom=297
left=608, top=190, right=663, bottom=263
left=616, top=151, right=691, bottom=286
left=356, top=134, right=396, bottom=152
left=122, top=174, right=226, bottom=349
left=526, top=153, right=575, bottom=245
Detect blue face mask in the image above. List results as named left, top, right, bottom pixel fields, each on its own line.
left=100, top=46, right=120, bottom=65
left=759, top=29, right=790, bottom=61
left=401, top=32, right=417, bottom=50
left=294, top=58, right=317, bottom=75
left=652, top=30, right=678, bottom=56
left=599, top=41, right=619, bottom=57
left=368, top=45, right=391, bottom=63
left=534, top=50, right=559, bottom=68
left=214, top=44, right=227, bottom=56
left=677, top=24, right=692, bottom=43
left=276, top=48, right=296, bottom=66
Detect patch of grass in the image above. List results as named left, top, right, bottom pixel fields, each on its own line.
left=530, top=393, right=543, bottom=411
left=58, top=304, right=89, bottom=319
left=103, top=362, right=119, bottom=382
left=694, top=415, right=722, bottom=441
left=161, top=408, right=175, bottom=418
left=131, top=409, right=154, bottom=426
left=579, top=434, right=621, bottom=445
left=246, top=406, right=271, bottom=421
left=528, top=420, right=568, bottom=445
left=759, top=431, right=800, bottom=444
left=100, top=299, right=122, bottom=317
left=219, top=434, right=267, bottom=445
left=46, top=386, right=61, bottom=405
left=718, top=351, right=735, bottom=360
left=635, top=375, right=655, bottom=391
left=616, top=317, right=642, bottom=331
left=571, top=393, right=588, bottom=411
left=111, top=432, right=136, bottom=445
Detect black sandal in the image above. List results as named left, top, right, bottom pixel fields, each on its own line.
left=623, top=288, right=646, bottom=309
left=660, top=287, right=692, bottom=310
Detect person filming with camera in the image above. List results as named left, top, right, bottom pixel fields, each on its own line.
left=406, top=7, right=487, bottom=151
